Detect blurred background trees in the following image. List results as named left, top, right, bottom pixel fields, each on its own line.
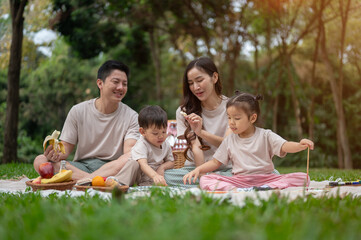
left=1, top=0, right=360, bottom=168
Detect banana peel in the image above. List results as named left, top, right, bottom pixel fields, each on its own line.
left=43, top=130, right=65, bottom=154
left=41, top=170, right=73, bottom=184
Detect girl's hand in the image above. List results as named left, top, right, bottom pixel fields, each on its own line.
left=153, top=174, right=168, bottom=186
left=183, top=168, right=200, bottom=185
left=300, top=139, right=314, bottom=150
left=185, top=113, right=203, bottom=136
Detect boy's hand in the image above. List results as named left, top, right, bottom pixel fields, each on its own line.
left=183, top=168, right=200, bottom=185
left=300, top=139, right=314, bottom=150
left=153, top=174, right=168, bottom=186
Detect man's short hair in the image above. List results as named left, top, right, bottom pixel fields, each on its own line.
left=138, top=106, right=168, bottom=129
left=97, top=60, right=130, bottom=81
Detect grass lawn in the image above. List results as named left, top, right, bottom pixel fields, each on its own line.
left=1, top=163, right=361, bottom=239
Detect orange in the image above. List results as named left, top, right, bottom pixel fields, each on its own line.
left=92, top=176, right=105, bottom=187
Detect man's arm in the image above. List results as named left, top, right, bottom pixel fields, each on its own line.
left=123, top=138, right=137, bottom=154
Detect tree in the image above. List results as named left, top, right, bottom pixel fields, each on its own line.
left=318, top=0, right=353, bottom=169
left=3, top=0, right=28, bottom=163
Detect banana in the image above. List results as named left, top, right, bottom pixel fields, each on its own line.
left=41, top=170, right=73, bottom=184
left=43, top=130, right=65, bottom=154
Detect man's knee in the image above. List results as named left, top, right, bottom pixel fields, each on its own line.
left=33, top=155, right=61, bottom=173
left=33, top=155, right=47, bottom=172
left=125, top=160, right=140, bottom=171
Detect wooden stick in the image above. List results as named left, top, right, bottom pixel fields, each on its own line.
left=306, top=147, right=310, bottom=185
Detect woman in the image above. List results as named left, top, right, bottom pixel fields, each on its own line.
left=164, top=57, right=232, bottom=187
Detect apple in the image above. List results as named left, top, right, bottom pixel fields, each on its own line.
left=39, top=162, right=54, bottom=179
left=105, top=178, right=119, bottom=188
left=32, top=176, right=42, bottom=184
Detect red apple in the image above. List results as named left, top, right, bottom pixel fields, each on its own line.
left=32, top=176, right=42, bottom=184
left=39, top=162, right=54, bottom=179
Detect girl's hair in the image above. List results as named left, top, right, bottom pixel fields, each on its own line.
left=180, top=57, right=222, bottom=160
left=226, top=91, right=263, bottom=125
left=138, top=105, right=168, bottom=129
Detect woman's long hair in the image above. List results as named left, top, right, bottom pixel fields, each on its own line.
left=180, top=57, right=222, bottom=161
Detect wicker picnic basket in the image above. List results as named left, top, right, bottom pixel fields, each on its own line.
left=172, top=150, right=186, bottom=169
left=26, top=179, right=77, bottom=191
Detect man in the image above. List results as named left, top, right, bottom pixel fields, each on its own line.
left=33, top=60, right=140, bottom=184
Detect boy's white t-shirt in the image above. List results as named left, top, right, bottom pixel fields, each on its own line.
left=176, top=96, right=229, bottom=166
left=129, top=135, right=174, bottom=183
left=213, top=127, right=287, bottom=175
left=60, top=98, right=139, bottom=161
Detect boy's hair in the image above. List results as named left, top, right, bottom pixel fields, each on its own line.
left=138, top=105, right=168, bottom=129
left=226, top=91, right=263, bottom=125
left=97, top=60, right=130, bottom=82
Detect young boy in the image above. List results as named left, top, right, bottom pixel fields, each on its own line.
left=129, top=106, right=175, bottom=186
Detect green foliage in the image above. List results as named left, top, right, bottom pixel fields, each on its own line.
left=52, top=0, right=125, bottom=58
left=1, top=0, right=361, bottom=167
left=21, top=38, right=100, bottom=138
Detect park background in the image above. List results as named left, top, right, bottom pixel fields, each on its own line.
left=1, top=0, right=360, bottom=169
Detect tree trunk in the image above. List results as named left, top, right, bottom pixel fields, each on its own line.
left=309, top=4, right=323, bottom=142
left=226, top=41, right=241, bottom=97
left=3, top=0, right=28, bottom=164
left=281, top=42, right=303, bottom=139
left=272, top=95, right=279, bottom=133
left=319, top=18, right=352, bottom=169
left=272, top=67, right=283, bottom=132
left=337, top=127, right=344, bottom=169
left=337, top=0, right=352, bottom=169
left=148, top=28, right=163, bottom=103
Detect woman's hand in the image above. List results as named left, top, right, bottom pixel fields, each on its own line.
left=183, top=168, right=200, bottom=185
left=185, top=113, right=203, bottom=136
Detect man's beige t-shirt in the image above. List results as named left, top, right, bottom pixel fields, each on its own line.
left=129, top=135, right=174, bottom=184
left=176, top=96, right=229, bottom=166
left=60, top=98, right=139, bottom=161
left=213, top=127, right=287, bottom=175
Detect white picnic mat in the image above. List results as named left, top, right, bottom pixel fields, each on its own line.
left=1, top=177, right=361, bottom=207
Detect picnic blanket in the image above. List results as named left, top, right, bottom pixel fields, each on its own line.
left=1, top=177, right=361, bottom=207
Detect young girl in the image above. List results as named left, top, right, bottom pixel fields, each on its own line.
left=183, top=92, right=314, bottom=191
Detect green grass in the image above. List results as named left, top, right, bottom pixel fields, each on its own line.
left=1, top=164, right=361, bottom=239
left=2, top=163, right=360, bottom=181
left=0, top=163, right=38, bottom=179
left=0, top=189, right=361, bottom=240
